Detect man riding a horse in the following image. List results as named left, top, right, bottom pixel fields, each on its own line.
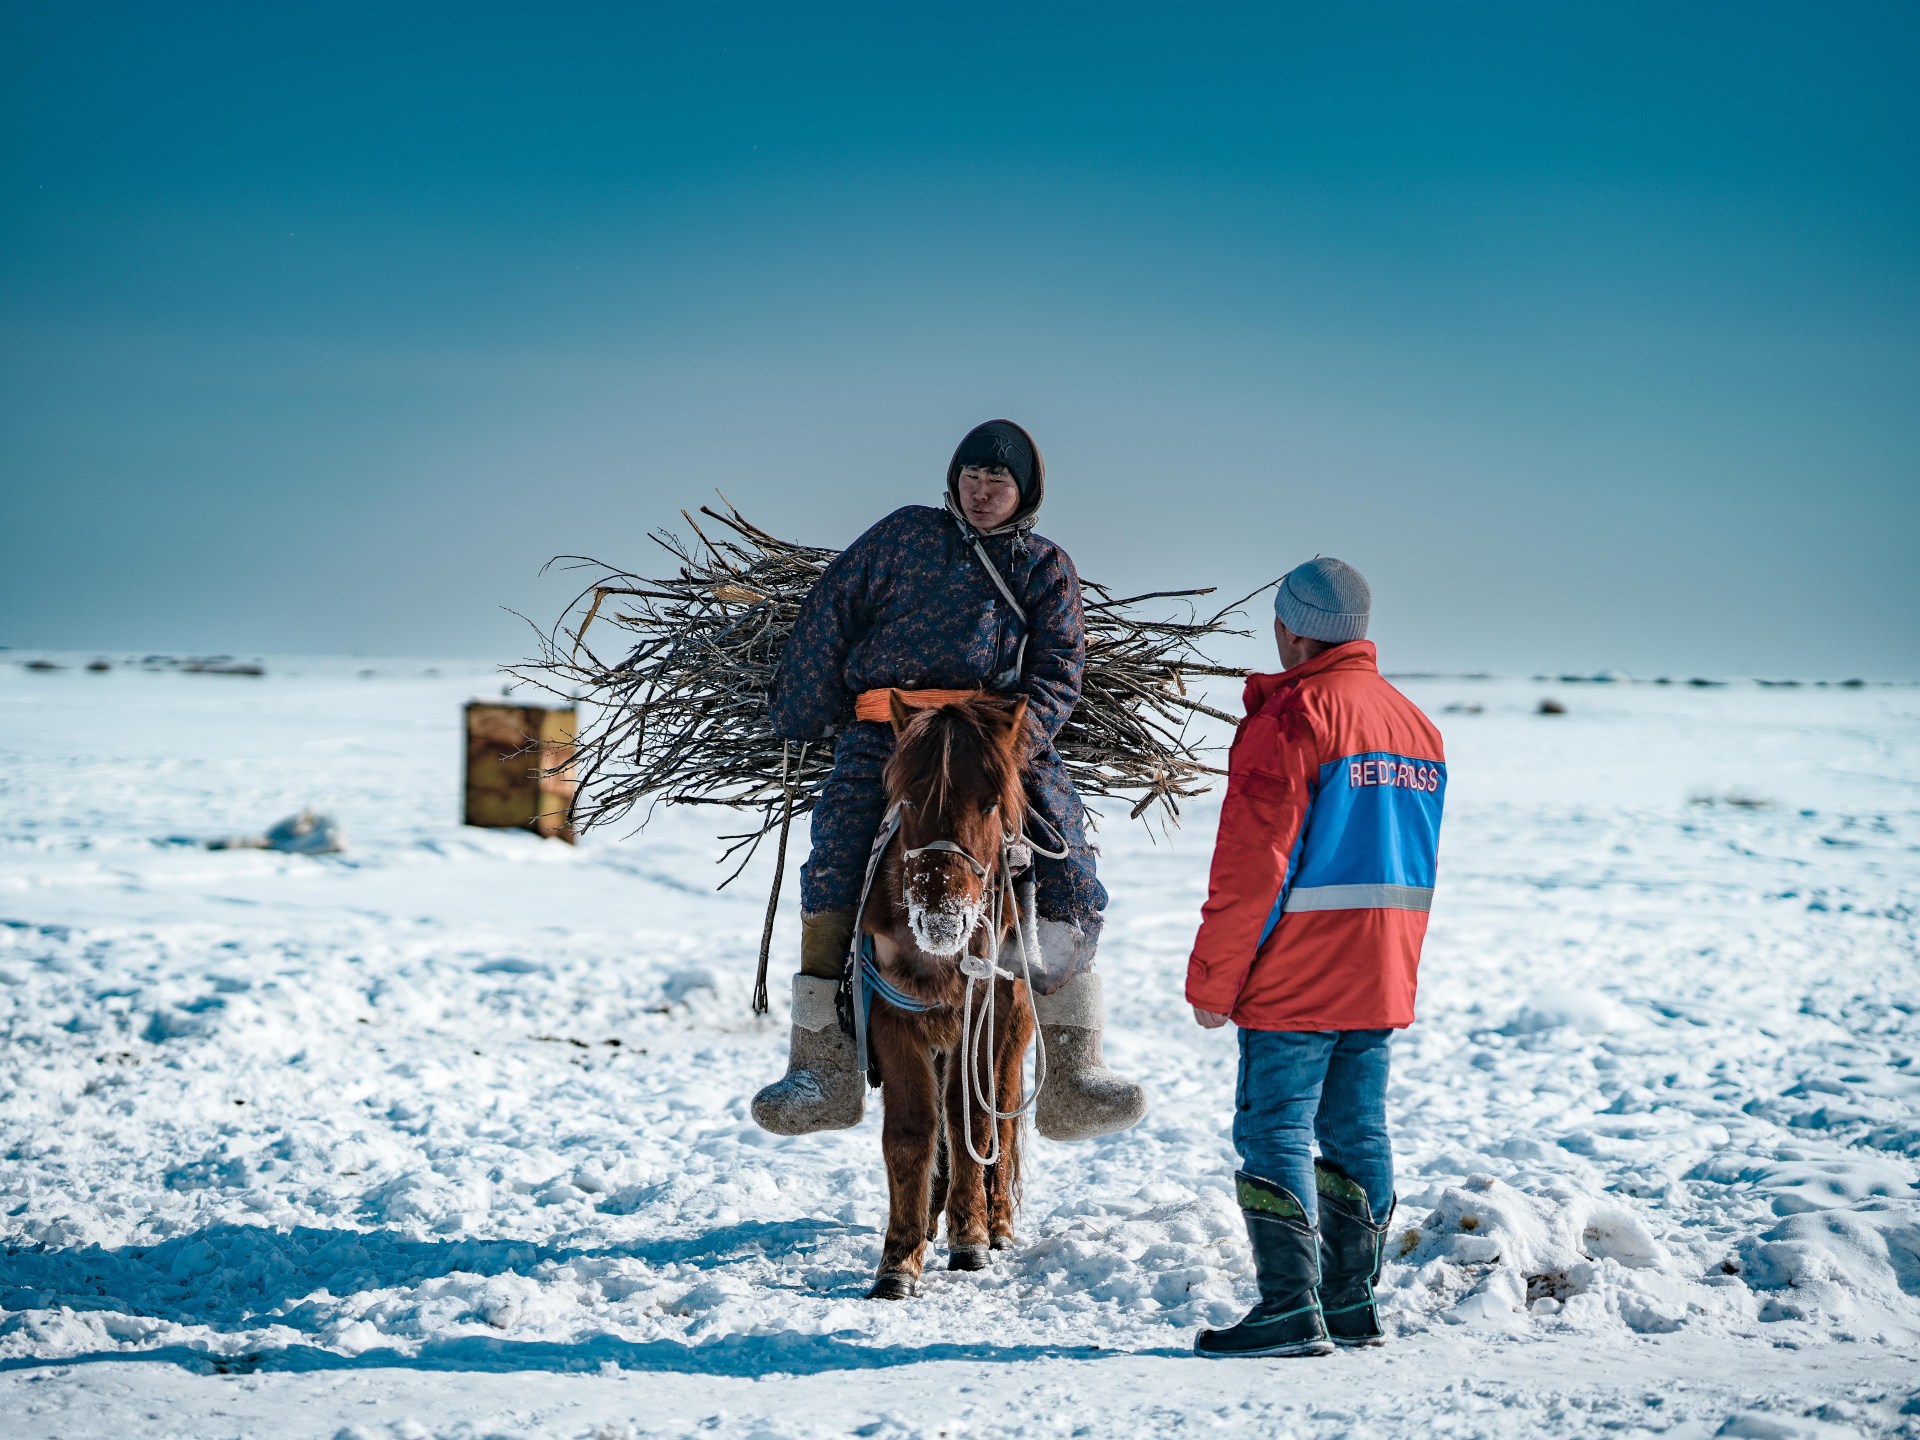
left=751, top=418, right=1147, bottom=1143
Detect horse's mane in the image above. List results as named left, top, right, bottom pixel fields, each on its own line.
left=883, top=696, right=1028, bottom=826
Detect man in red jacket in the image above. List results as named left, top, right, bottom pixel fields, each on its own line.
left=1186, top=557, right=1446, bottom=1359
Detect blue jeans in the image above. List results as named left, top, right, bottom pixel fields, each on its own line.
left=1233, top=1028, right=1394, bottom=1225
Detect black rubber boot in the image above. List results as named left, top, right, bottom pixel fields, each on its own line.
left=1194, top=1173, right=1333, bottom=1359
left=1315, top=1160, right=1394, bottom=1347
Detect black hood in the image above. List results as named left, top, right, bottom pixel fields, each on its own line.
left=945, top=418, right=1045, bottom=537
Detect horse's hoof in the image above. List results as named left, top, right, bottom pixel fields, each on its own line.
left=989, top=1232, right=1017, bottom=1251
left=867, top=1271, right=917, bottom=1301
left=948, top=1243, right=991, bottom=1272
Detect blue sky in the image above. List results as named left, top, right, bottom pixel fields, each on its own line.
left=4, top=1, right=1915, bottom=677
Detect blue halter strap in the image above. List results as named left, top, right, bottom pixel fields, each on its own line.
left=857, top=934, right=945, bottom=1027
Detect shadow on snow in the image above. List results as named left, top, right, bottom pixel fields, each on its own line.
left=2, top=1218, right=857, bottom=1333
left=0, top=1334, right=1152, bottom=1378
left=1, top=1222, right=1193, bottom=1375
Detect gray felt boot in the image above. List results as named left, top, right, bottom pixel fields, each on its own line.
left=750, top=974, right=866, bottom=1135
left=1031, top=971, right=1148, bottom=1141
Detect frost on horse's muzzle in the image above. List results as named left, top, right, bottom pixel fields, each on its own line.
left=907, top=899, right=984, bottom=957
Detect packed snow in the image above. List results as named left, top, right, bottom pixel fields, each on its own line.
left=1, top=655, right=1916, bottom=1438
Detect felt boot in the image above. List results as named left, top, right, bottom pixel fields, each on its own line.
left=1315, top=1160, right=1394, bottom=1347
left=1194, top=1173, right=1333, bottom=1359
left=751, top=974, right=866, bottom=1134
left=751, top=912, right=864, bottom=1136
left=1031, top=971, right=1147, bottom=1141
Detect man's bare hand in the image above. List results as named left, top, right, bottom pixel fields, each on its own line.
left=1191, top=1005, right=1230, bottom=1029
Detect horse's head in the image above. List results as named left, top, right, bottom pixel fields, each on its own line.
left=882, top=691, right=1030, bottom=959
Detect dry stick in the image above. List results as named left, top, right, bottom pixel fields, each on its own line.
left=509, top=498, right=1267, bottom=875
left=752, top=740, right=806, bottom=1015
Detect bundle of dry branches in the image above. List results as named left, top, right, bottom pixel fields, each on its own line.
left=511, top=499, right=1256, bottom=885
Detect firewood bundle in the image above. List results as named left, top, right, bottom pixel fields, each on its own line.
left=512, top=500, right=1257, bottom=883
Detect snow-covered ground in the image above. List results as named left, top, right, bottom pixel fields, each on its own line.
left=1, top=654, right=1916, bottom=1439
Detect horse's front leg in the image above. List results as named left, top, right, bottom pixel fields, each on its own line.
left=943, top=1005, right=995, bottom=1271
left=870, top=1009, right=937, bottom=1299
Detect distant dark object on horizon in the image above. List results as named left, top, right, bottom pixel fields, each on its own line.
left=1691, top=790, right=1773, bottom=810
left=1517, top=673, right=1889, bottom=689
left=1442, top=701, right=1484, bottom=716
left=1537, top=698, right=1567, bottom=716
left=22, top=658, right=62, bottom=672
left=86, top=659, right=111, bottom=672
left=130, top=654, right=265, bottom=676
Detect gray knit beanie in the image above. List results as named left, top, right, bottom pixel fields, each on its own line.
left=1274, top=557, right=1371, bottom=643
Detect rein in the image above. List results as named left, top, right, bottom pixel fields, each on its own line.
left=963, top=817, right=1071, bottom=1163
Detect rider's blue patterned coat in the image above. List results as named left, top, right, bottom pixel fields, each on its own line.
left=769, top=504, right=1105, bottom=981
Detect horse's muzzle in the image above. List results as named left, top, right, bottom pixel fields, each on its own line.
left=906, top=901, right=982, bottom=957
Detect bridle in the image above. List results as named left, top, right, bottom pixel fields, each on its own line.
left=899, top=799, right=1014, bottom=880
left=900, top=838, right=995, bottom=878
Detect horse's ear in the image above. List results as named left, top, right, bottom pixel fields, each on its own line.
left=1004, top=696, right=1030, bottom=750
left=888, top=689, right=914, bottom=736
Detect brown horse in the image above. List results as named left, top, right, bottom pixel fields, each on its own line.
left=860, top=690, right=1037, bottom=1300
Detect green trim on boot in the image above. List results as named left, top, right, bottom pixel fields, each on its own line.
left=1314, top=1160, right=1371, bottom=1210
left=1237, top=1171, right=1308, bottom=1222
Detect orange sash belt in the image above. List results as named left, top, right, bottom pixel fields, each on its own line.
left=853, top=687, right=982, bottom=723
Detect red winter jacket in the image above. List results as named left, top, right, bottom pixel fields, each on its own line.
left=1186, top=641, right=1446, bottom=1031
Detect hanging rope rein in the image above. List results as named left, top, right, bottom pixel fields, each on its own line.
left=946, top=824, right=1067, bottom=1169
left=850, top=808, right=1068, bottom=1168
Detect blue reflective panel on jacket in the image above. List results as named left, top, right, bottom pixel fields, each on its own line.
left=1289, top=752, right=1446, bottom=897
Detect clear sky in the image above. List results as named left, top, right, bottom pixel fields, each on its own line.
left=4, top=1, right=1915, bottom=678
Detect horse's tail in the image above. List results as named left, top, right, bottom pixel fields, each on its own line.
left=1002, top=1109, right=1024, bottom=1212
left=1001, top=979, right=1031, bottom=1210
left=929, top=1063, right=952, bottom=1239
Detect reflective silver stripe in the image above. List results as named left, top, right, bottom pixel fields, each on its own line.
left=1282, top=883, right=1434, bottom=914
